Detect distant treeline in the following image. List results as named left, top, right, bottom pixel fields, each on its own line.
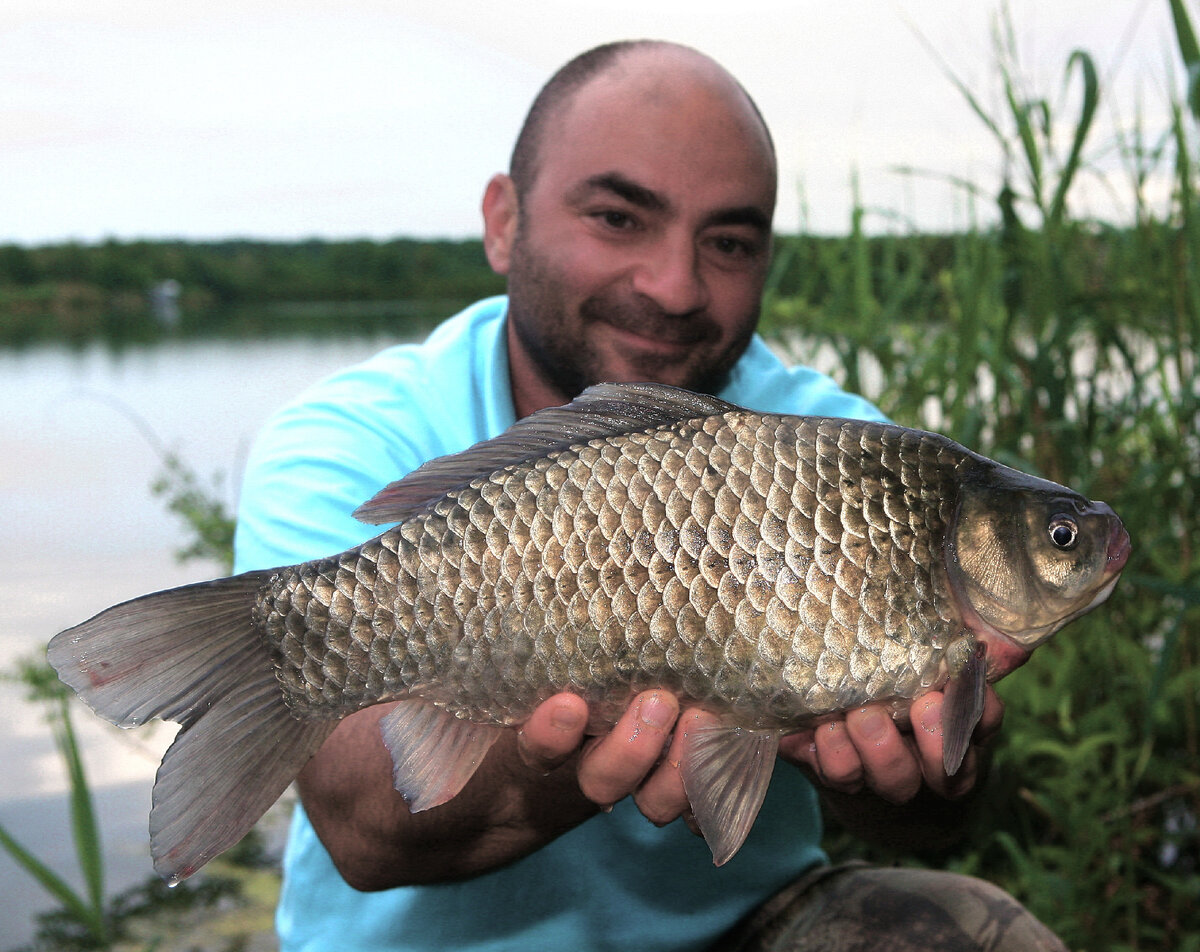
left=0, top=238, right=506, bottom=303
left=0, top=225, right=1185, bottom=347
left=0, top=238, right=508, bottom=345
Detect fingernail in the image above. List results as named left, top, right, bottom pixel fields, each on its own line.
left=857, top=707, right=888, bottom=742
left=639, top=693, right=674, bottom=730
left=551, top=704, right=583, bottom=732
left=919, top=697, right=943, bottom=735
left=823, top=720, right=849, bottom=751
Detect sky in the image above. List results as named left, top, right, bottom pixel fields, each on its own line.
left=1, top=0, right=1190, bottom=245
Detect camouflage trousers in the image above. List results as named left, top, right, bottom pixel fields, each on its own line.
left=711, top=862, right=1067, bottom=952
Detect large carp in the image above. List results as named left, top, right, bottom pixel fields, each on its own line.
left=48, top=383, right=1130, bottom=883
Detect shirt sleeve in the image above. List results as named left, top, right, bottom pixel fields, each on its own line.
left=232, top=301, right=514, bottom=577
left=233, top=386, right=424, bottom=574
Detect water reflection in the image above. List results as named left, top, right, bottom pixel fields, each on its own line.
left=0, top=334, right=403, bottom=783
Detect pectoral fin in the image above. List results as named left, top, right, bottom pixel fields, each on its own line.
left=941, top=640, right=988, bottom=775
left=679, top=722, right=782, bottom=866
left=379, top=700, right=504, bottom=812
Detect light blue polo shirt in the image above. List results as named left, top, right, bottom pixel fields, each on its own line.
left=234, top=296, right=886, bottom=952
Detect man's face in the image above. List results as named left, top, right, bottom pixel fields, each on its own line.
left=496, top=55, right=777, bottom=407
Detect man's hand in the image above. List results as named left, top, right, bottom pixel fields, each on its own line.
left=519, top=684, right=1004, bottom=839
left=302, top=685, right=1003, bottom=890
left=517, top=690, right=693, bottom=825
left=779, top=686, right=1005, bottom=802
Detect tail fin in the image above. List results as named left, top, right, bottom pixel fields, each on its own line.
left=48, top=572, right=336, bottom=884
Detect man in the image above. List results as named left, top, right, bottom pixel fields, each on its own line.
left=234, top=39, right=1065, bottom=951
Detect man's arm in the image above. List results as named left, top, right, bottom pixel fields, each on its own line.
left=300, top=683, right=1000, bottom=890
left=295, top=690, right=685, bottom=890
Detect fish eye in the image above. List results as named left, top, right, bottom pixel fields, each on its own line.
left=1048, top=515, right=1079, bottom=550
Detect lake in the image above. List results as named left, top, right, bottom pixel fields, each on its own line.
left=0, top=334, right=401, bottom=948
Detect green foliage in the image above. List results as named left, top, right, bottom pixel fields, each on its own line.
left=150, top=453, right=236, bottom=574
left=1, top=655, right=256, bottom=951
left=776, top=5, right=1200, bottom=948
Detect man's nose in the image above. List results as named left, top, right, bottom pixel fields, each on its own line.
left=630, top=235, right=709, bottom=315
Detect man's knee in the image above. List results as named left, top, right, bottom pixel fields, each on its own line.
left=713, top=863, right=1067, bottom=952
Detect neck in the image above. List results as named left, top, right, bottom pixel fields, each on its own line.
left=505, top=319, right=571, bottom=420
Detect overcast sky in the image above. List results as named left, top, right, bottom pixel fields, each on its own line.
left=1, top=0, right=1188, bottom=244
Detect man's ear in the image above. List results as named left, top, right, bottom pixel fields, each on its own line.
left=482, top=174, right=519, bottom=276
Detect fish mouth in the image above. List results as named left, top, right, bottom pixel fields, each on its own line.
left=1105, top=520, right=1132, bottom=574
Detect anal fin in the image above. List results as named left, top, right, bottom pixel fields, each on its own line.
left=379, top=700, right=504, bottom=812
left=942, top=639, right=988, bottom=775
left=679, top=722, right=781, bottom=866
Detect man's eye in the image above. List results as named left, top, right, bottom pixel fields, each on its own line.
left=596, top=210, right=634, bottom=230
left=712, top=235, right=755, bottom=257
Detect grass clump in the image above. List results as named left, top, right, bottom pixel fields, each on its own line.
left=770, top=6, right=1199, bottom=948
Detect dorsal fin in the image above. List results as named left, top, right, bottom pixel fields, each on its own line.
left=354, top=382, right=738, bottom=524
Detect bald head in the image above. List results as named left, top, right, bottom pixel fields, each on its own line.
left=482, top=40, right=779, bottom=416
left=509, top=41, right=776, bottom=202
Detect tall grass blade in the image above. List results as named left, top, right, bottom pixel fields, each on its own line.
left=904, top=17, right=1009, bottom=152
left=1049, top=50, right=1100, bottom=225
left=1173, top=0, right=1200, bottom=64
left=0, top=820, right=103, bottom=936
left=56, top=697, right=106, bottom=923
left=1169, top=0, right=1200, bottom=118
left=1005, top=74, right=1046, bottom=211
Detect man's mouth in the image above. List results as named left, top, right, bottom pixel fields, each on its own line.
left=586, top=303, right=712, bottom=350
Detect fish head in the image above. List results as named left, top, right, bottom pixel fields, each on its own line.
left=946, top=462, right=1130, bottom=672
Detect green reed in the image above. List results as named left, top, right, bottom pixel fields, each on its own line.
left=765, top=5, right=1200, bottom=948
left=0, top=659, right=111, bottom=948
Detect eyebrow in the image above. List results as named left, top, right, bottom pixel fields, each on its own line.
left=571, top=172, right=669, bottom=212
left=702, top=205, right=772, bottom=235
left=570, top=171, right=772, bottom=235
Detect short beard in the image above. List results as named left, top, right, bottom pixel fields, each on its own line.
left=505, top=231, right=595, bottom=401
left=505, top=227, right=755, bottom=401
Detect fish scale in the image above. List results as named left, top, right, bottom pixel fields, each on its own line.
left=258, top=412, right=964, bottom=728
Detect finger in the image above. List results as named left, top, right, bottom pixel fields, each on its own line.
left=912, top=690, right=1002, bottom=798
left=516, top=693, right=588, bottom=773
left=845, top=705, right=922, bottom=804
left=577, top=691, right=679, bottom=807
left=811, top=718, right=864, bottom=794
left=911, top=691, right=946, bottom=774
left=778, top=729, right=818, bottom=771
left=633, top=707, right=713, bottom=826
left=911, top=692, right=968, bottom=798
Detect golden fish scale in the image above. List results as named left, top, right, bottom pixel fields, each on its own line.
left=258, top=414, right=964, bottom=729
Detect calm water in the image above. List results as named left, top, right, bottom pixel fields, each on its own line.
left=0, top=335, right=401, bottom=946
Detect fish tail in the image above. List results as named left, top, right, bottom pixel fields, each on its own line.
left=47, top=572, right=336, bottom=884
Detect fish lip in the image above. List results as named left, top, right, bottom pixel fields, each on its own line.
left=1106, top=521, right=1131, bottom=573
